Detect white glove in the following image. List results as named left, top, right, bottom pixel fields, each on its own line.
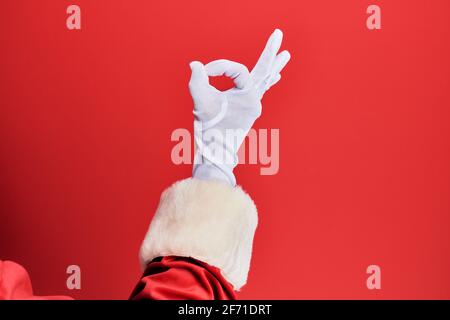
left=189, top=29, right=291, bottom=186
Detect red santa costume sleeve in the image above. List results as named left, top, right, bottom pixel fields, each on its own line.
left=130, top=256, right=236, bottom=300
left=1, top=178, right=257, bottom=300
left=0, top=256, right=236, bottom=300
left=137, top=177, right=258, bottom=299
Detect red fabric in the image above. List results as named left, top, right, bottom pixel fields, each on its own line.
left=0, top=257, right=236, bottom=300
left=0, top=260, right=72, bottom=300
left=130, top=256, right=237, bottom=300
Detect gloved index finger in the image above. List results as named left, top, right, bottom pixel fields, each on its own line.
left=205, top=59, right=251, bottom=89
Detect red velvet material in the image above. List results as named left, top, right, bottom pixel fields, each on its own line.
left=0, top=257, right=236, bottom=300
left=0, top=260, right=72, bottom=300
left=130, top=256, right=236, bottom=300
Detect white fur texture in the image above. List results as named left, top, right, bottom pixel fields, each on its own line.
left=139, top=178, right=258, bottom=291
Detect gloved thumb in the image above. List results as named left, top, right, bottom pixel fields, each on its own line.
left=189, top=61, right=209, bottom=88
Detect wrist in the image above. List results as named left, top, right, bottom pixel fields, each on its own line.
left=193, top=162, right=236, bottom=186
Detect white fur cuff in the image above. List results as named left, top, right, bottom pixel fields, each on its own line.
left=139, top=178, right=258, bottom=291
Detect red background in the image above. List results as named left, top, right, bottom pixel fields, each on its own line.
left=1, top=0, right=450, bottom=299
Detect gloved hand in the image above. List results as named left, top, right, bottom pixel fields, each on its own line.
left=189, top=29, right=291, bottom=186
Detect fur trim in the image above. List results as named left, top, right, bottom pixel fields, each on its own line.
left=139, top=178, right=258, bottom=291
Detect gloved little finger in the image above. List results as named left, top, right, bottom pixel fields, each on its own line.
left=271, top=50, right=291, bottom=77
left=267, top=73, right=282, bottom=90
